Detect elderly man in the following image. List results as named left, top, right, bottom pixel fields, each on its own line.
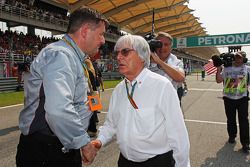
left=92, top=35, right=190, bottom=167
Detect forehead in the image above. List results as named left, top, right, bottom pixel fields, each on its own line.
left=95, top=21, right=106, bottom=30
left=158, top=36, right=171, bottom=43
left=115, top=40, right=132, bottom=50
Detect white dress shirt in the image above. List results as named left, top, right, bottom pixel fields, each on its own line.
left=98, top=68, right=190, bottom=167
left=149, top=53, right=184, bottom=89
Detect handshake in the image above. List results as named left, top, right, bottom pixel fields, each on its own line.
left=80, top=140, right=102, bottom=165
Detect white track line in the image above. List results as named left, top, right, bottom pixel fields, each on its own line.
left=99, top=113, right=228, bottom=125
left=185, top=119, right=227, bottom=125
left=0, top=104, right=23, bottom=110
left=1, top=104, right=228, bottom=125
left=188, top=88, right=222, bottom=92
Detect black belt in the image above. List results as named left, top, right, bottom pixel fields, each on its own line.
left=118, top=150, right=175, bottom=167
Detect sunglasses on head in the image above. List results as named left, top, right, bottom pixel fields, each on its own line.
left=113, top=48, right=135, bottom=57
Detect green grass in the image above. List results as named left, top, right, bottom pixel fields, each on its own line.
left=0, top=91, right=24, bottom=107
left=103, top=79, right=122, bottom=89
left=0, top=79, right=122, bottom=107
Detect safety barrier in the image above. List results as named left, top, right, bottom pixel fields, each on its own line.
left=0, top=77, right=19, bottom=92
left=102, top=72, right=123, bottom=80
left=0, top=72, right=123, bottom=92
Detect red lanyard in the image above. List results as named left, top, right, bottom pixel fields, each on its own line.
left=125, top=80, right=138, bottom=109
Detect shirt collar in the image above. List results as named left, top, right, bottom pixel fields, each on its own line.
left=166, top=53, right=177, bottom=64
left=125, top=68, right=148, bottom=88
left=63, top=34, right=87, bottom=62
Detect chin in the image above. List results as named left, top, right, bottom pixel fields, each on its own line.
left=118, top=69, right=126, bottom=75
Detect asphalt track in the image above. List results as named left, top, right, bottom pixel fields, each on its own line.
left=0, top=74, right=250, bottom=167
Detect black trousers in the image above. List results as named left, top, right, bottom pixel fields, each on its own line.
left=118, top=151, right=175, bottom=167
left=223, top=96, right=249, bottom=146
left=177, top=87, right=183, bottom=106
left=88, top=111, right=98, bottom=132
left=16, top=133, right=81, bottom=167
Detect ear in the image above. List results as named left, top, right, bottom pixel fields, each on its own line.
left=141, top=58, right=145, bottom=63
left=80, top=24, right=89, bottom=39
left=139, top=56, right=145, bottom=65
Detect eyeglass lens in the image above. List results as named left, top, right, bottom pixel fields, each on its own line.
left=114, top=48, right=134, bottom=57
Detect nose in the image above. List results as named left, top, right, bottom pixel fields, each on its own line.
left=116, top=53, right=121, bottom=60
left=100, top=36, right=105, bottom=45
left=116, top=52, right=124, bottom=61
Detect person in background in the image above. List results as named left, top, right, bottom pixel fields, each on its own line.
left=95, top=62, right=105, bottom=92
left=215, top=51, right=250, bottom=153
left=92, top=35, right=190, bottom=167
left=21, top=58, right=31, bottom=101
left=149, top=32, right=185, bottom=104
left=12, top=62, right=18, bottom=78
left=93, top=61, right=101, bottom=94
left=16, top=7, right=109, bottom=167
left=201, top=67, right=205, bottom=81
left=85, top=57, right=99, bottom=138
left=12, top=61, right=22, bottom=91
left=177, top=79, right=188, bottom=103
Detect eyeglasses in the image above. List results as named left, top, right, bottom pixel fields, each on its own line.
left=235, top=55, right=243, bottom=59
left=235, top=54, right=243, bottom=58
left=113, top=48, right=135, bottom=57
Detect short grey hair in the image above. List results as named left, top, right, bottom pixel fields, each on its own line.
left=114, top=35, right=151, bottom=67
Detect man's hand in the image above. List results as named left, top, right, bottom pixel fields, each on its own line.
left=91, top=139, right=102, bottom=150
left=150, top=52, right=185, bottom=82
left=150, top=52, right=162, bottom=64
left=215, top=66, right=223, bottom=83
left=80, top=142, right=98, bottom=165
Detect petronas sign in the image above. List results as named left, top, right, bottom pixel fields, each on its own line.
left=173, top=32, right=250, bottom=48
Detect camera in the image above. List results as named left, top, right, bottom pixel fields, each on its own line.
left=211, top=53, right=235, bottom=67
left=144, top=33, right=162, bottom=52
left=18, top=57, right=32, bottom=72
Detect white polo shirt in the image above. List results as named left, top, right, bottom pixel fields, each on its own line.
left=149, top=53, right=184, bottom=89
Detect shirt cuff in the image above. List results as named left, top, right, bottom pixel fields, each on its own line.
left=64, top=132, right=91, bottom=149
left=97, top=134, right=108, bottom=147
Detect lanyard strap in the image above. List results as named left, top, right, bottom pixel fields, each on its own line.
left=62, top=37, right=93, bottom=93
left=125, top=80, right=138, bottom=109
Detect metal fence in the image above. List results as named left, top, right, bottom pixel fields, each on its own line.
left=0, top=72, right=122, bottom=92
left=0, top=77, right=18, bottom=92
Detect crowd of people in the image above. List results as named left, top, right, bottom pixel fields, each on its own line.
left=0, top=29, right=58, bottom=55
left=1, top=0, right=69, bottom=23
